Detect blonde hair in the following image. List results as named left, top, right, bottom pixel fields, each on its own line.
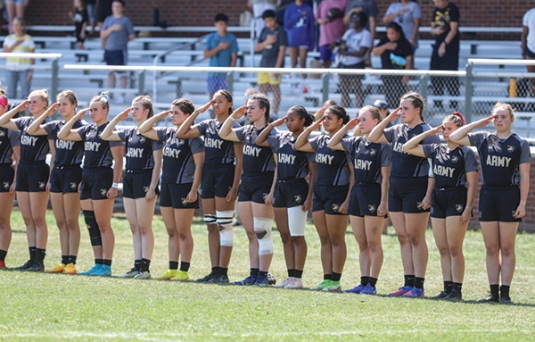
left=359, top=105, right=382, bottom=123
left=30, top=89, right=50, bottom=108
left=57, top=90, right=78, bottom=107
left=90, top=91, right=110, bottom=111
left=492, top=101, right=514, bottom=119
left=132, top=95, right=154, bottom=118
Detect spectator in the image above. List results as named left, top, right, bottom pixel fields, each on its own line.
left=383, top=0, right=422, bottom=51
left=69, top=0, right=89, bottom=57
left=100, top=0, right=135, bottom=104
left=284, top=0, right=315, bottom=70
left=372, top=22, right=413, bottom=108
left=316, top=0, right=348, bottom=68
left=5, top=0, right=28, bottom=34
left=2, top=17, right=34, bottom=99
left=521, top=6, right=535, bottom=98
left=256, top=9, right=287, bottom=117
left=344, top=0, right=377, bottom=40
left=337, top=12, right=372, bottom=108
left=204, top=13, right=239, bottom=102
left=430, top=0, right=460, bottom=110
left=97, top=0, right=113, bottom=46
left=248, top=0, right=281, bottom=39
left=86, top=0, right=97, bottom=35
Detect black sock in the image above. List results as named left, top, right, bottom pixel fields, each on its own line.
left=134, top=259, right=142, bottom=271
left=490, top=284, right=499, bottom=298
left=180, top=262, right=190, bottom=272
left=404, top=275, right=415, bottom=287
left=61, top=255, right=69, bottom=265
left=323, top=274, right=332, bottom=280
left=500, top=285, right=510, bottom=297
left=35, top=248, right=46, bottom=263
left=102, top=259, right=112, bottom=266
left=250, top=268, right=259, bottom=276
left=169, top=261, right=178, bottom=270
left=331, top=272, right=341, bottom=281
left=288, top=269, right=295, bottom=278
left=29, top=247, right=37, bottom=263
left=444, top=281, right=453, bottom=294
left=96, top=258, right=104, bottom=265
left=258, top=271, right=268, bottom=277
left=294, top=270, right=303, bottom=279
left=67, top=255, right=77, bottom=265
left=0, top=249, right=7, bottom=261
left=211, top=266, right=219, bottom=275
left=414, top=277, right=425, bottom=289
left=141, top=258, right=151, bottom=272
left=369, top=277, right=378, bottom=287
left=360, top=276, right=370, bottom=286
left=453, top=282, right=463, bottom=292
left=219, top=267, right=228, bottom=276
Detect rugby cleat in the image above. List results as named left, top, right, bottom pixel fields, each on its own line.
left=234, top=275, right=257, bottom=285
left=171, top=270, right=189, bottom=281
left=64, top=263, right=77, bottom=275
left=46, top=263, right=66, bottom=273
left=154, top=269, right=178, bottom=280
left=388, top=285, right=413, bottom=297
left=344, top=283, right=366, bottom=294
left=402, top=287, right=424, bottom=298
left=310, top=279, right=332, bottom=291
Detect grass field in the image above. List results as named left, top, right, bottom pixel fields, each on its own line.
left=2, top=209, right=535, bottom=341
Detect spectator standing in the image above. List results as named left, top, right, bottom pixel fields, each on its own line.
left=521, top=6, right=535, bottom=98
left=100, top=0, right=135, bottom=104
left=284, top=0, right=315, bottom=69
left=2, top=17, right=34, bottom=99
left=204, top=14, right=239, bottom=101
left=383, top=0, right=422, bottom=51
left=86, top=0, right=97, bottom=35
left=5, top=0, right=28, bottom=34
left=69, top=0, right=89, bottom=56
left=316, top=0, right=348, bottom=68
left=256, top=9, right=287, bottom=117
left=248, top=0, right=281, bottom=39
left=344, top=0, right=378, bottom=40
left=430, top=0, right=460, bottom=110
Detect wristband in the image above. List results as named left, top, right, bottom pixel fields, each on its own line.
left=229, top=116, right=237, bottom=121
left=112, top=182, right=119, bottom=189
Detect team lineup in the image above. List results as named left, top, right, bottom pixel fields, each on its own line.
left=0, top=87, right=530, bottom=303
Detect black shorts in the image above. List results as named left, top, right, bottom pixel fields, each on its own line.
left=96, top=0, right=112, bottom=22
left=16, top=161, right=49, bottom=192
left=50, top=165, right=82, bottom=194
left=104, top=50, right=125, bottom=66
left=160, top=182, right=199, bottom=209
left=348, top=183, right=382, bottom=217
left=238, top=172, right=274, bottom=204
left=389, top=176, right=430, bottom=213
left=313, top=184, right=349, bottom=215
left=76, top=34, right=85, bottom=44
left=122, top=171, right=159, bottom=199
left=430, top=187, right=468, bottom=219
left=478, top=185, right=521, bottom=222
left=0, top=164, right=14, bottom=193
left=273, top=178, right=309, bottom=208
left=80, top=167, right=113, bottom=200
left=201, top=163, right=235, bottom=199
left=526, top=46, right=535, bottom=59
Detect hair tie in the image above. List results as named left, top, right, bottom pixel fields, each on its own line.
left=452, top=111, right=465, bottom=125
left=100, top=93, right=109, bottom=102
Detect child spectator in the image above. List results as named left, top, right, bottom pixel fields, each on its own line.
left=284, top=0, right=315, bottom=70
left=204, top=13, right=239, bottom=101
left=316, top=0, right=348, bottom=68
left=69, top=0, right=89, bottom=57
left=256, top=9, right=287, bottom=117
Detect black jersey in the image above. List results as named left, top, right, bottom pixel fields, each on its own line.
left=77, top=123, right=123, bottom=168
left=423, top=144, right=478, bottom=189
left=384, top=123, right=439, bottom=178
left=267, top=131, right=314, bottom=180
left=468, top=132, right=531, bottom=187
left=235, top=125, right=276, bottom=175
left=310, top=135, right=351, bottom=186
left=44, top=120, right=87, bottom=167
left=342, top=136, right=392, bottom=184
left=15, top=117, right=51, bottom=162
left=0, top=127, right=20, bottom=164
left=156, top=127, right=204, bottom=184
left=118, top=127, right=163, bottom=172
left=197, top=119, right=238, bottom=165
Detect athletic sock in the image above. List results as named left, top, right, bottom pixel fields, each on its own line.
left=323, top=274, right=332, bottom=281
left=141, top=258, right=151, bottom=272
left=95, top=258, right=104, bottom=265
left=490, top=284, right=499, bottom=298
left=180, top=261, right=190, bottom=272
left=294, top=270, right=303, bottom=279
left=500, top=285, right=510, bottom=297
left=258, top=271, right=268, bottom=277
left=404, top=274, right=415, bottom=287
left=444, top=281, right=453, bottom=294
left=29, top=247, right=37, bottom=263
left=288, top=269, right=295, bottom=278
left=61, top=255, right=69, bottom=265
left=134, top=259, right=142, bottom=271
left=369, top=277, right=378, bottom=287
left=453, top=282, right=463, bottom=292
left=211, top=266, right=219, bottom=275
left=331, top=272, right=341, bottom=282
left=35, top=248, right=46, bottom=263
left=360, top=276, right=370, bottom=286
left=67, top=255, right=77, bottom=265
left=250, top=268, right=259, bottom=276
left=219, top=267, right=228, bottom=276
left=0, top=249, right=7, bottom=261
left=414, top=277, right=425, bottom=290
left=169, top=261, right=178, bottom=270
left=102, top=259, right=112, bottom=266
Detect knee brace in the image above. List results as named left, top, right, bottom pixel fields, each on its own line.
left=217, top=210, right=234, bottom=247
left=83, top=210, right=102, bottom=247
left=254, top=217, right=274, bottom=255
left=204, top=214, right=217, bottom=225
left=288, top=206, right=307, bottom=237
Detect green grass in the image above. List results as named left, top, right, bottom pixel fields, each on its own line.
left=2, top=209, right=535, bottom=341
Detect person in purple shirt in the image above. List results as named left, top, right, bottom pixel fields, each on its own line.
left=284, top=0, right=315, bottom=70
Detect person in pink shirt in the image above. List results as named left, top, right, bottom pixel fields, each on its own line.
left=316, top=0, right=348, bottom=68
